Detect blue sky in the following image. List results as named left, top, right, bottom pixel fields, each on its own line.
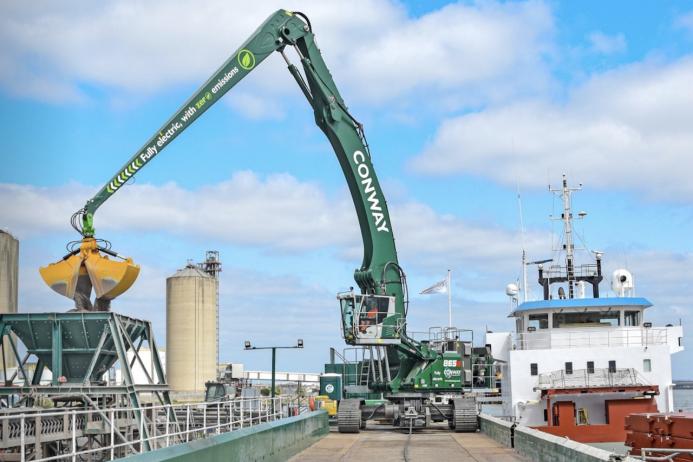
left=1, top=0, right=692, bottom=378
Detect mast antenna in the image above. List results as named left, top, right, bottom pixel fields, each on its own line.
left=549, top=174, right=582, bottom=299
left=517, top=184, right=529, bottom=302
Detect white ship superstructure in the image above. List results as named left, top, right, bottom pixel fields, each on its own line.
left=486, top=175, right=684, bottom=443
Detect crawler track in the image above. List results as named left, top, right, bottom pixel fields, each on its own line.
left=453, top=397, right=479, bottom=432
left=337, top=399, right=362, bottom=433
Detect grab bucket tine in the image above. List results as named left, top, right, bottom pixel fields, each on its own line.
left=84, top=253, right=140, bottom=300
left=39, top=254, right=84, bottom=299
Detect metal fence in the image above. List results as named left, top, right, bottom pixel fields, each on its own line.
left=2, top=395, right=306, bottom=462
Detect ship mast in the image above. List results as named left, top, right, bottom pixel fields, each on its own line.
left=534, top=175, right=603, bottom=301
left=550, top=175, right=581, bottom=298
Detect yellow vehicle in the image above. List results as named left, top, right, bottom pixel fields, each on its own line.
left=311, top=395, right=337, bottom=417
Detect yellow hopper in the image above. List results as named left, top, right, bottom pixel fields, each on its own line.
left=39, top=238, right=139, bottom=310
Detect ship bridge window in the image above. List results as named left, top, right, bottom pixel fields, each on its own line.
left=528, top=313, right=549, bottom=330
left=625, top=310, right=640, bottom=326
left=554, top=310, right=620, bottom=328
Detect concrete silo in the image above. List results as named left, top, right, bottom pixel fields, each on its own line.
left=0, top=230, right=19, bottom=369
left=166, top=263, right=218, bottom=393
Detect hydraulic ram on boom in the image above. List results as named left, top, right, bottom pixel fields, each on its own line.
left=40, top=10, right=483, bottom=432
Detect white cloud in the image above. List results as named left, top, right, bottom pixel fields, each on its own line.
left=0, top=54, right=85, bottom=104
left=411, top=56, right=693, bottom=200
left=225, top=92, right=286, bottom=120
left=0, top=182, right=91, bottom=234
left=391, top=201, right=547, bottom=287
left=332, top=0, right=554, bottom=105
left=0, top=0, right=553, bottom=110
left=0, top=172, right=543, bottom=285
left=587, top=31, right=626, bottom=54
left=0, top=172, right=357, bottom=251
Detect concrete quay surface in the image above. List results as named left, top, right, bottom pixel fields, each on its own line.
left=289, top=423, right=527, bottom=462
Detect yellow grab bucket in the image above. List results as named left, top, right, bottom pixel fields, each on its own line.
left=39, top=238, right=140, bottom=302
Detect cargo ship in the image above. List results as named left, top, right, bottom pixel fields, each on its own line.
left=487, top=175, right=684, bottom=444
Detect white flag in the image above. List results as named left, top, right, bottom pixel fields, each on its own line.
left=420, top=278, right=448, bottom=295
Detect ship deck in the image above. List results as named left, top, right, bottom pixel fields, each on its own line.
left=290, top=423, right=527, bottom=462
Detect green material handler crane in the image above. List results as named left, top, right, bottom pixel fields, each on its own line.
left=39, top=9, right=485, bottom=432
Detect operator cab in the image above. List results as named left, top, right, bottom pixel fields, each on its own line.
left=337, top=292, right=402, bottom=345
left=205, top=382, right=235, bottom=402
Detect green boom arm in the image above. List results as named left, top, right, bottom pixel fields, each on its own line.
left=75, top=10, right=406, bottom=320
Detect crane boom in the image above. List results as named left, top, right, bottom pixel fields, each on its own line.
left=47, top=9, right=406, bottom=327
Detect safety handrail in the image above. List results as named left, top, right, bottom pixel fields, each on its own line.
left=514, top=327, right=669, bottom=350
left=2, top=395, right=306, bottom=462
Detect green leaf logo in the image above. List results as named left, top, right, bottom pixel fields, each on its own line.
left=238, top=49, right=255, bottom=70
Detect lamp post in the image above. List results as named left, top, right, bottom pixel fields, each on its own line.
left=244, top=339, right=304, bottom=412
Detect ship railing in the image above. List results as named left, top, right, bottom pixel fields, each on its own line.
left=514, top=327, right=669, bottom=350
left=536, top=367, right=650, bottom=390
left=639, top=448, right=693, bottom=461
left=542, top=264, right=599, bottom=279
left=1, top=394, right=306, bottom=462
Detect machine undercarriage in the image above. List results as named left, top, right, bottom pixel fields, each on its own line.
left=336, top=395, right=479, bottom=433
left=323, top=325, right=495, bottom=433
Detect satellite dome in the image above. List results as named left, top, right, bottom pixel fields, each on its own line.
left=506, top=283, right=520, bottom=297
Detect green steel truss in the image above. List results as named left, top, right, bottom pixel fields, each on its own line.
left=0, top=312, right=176, bottom=451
